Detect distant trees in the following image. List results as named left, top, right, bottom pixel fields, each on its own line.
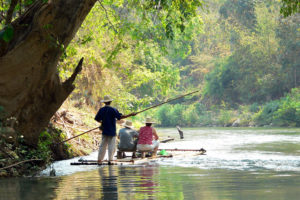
left=175, top=0, right=299, bottom=106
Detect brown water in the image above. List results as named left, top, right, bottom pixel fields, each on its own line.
left=1, top=128, right=300, bottom=200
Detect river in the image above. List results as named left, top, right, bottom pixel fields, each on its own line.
left=1, top=127, right=300, bottom=200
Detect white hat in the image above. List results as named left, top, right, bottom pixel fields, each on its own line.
left=144, top=117, right=156, bottom=124
left=101, top=95, right=113, bottom=103
left=123, top=120, right=134, bottom=129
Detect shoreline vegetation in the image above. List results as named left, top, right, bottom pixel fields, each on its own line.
left=0, top=105, right=100, bottom=177
left=153, top=88, right=300, bottom=128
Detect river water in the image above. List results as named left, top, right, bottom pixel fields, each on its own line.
left=1, top=128, right=300, bottom=200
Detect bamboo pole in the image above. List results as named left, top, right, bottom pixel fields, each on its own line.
left=135, top=90, right=200, bottom=115
left=57, top=90, right=200, bottom=144
left=57, top=126, right=100, bottom=145
left=158, top=148, right=206, bottom=152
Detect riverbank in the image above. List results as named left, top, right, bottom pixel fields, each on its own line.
left=0, top=105, right=100, bottom=177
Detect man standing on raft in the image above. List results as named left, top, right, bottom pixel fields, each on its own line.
left=95, top=95, right=136, bottom=164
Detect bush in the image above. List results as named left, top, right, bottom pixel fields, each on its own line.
left=170, top=104, right=186, bottom=126
left=253, top=100, right=280, bottom=126
left=182, top=104, right=199, bottom=126
left=249, top=102, right=260, bottom=113
left=273, top=88, right=300, bottom=127
left=216, top=109, right=236, bottom=126
left=156, top=104, right=173, bottom=126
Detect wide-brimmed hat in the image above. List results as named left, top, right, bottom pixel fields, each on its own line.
left=144, top=117, right=156, bottom=124
left=123, top=120, right=134, bottom=129
left=101, top=95, right=113, bottom=103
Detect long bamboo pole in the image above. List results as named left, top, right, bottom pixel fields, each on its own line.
left=135, top=90, right=200, bottom=115
left=57, top=126, right=99, bottom=145
left=158, top=148, right=206, bottom=152
left=58, top=90, right=200, bottom=144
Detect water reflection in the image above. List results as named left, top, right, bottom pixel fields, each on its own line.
left=98, top=166, right=118, bottom=200
left=139, top=166, right=157, bottom=195
left=2, top=165, right=300, bottom=200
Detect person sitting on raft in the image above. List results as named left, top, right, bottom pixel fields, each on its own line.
left=137, top=117, right=159, bottom=158
left=117, top=120, right=139, bottom=158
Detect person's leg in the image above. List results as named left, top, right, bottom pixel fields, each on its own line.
left=152, top=140, right=160, bottom=157
left=98, top=135, right=109, bottom=163
left=141, top=152, right=146, bottom=158
left=132, top=151, right=137, bottom=158
left=108, top=136, right=116, bottom=162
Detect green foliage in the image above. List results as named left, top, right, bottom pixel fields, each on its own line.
left=200, top=1, right=299, bottom=107
left=253, top=101, right=280, bottom=126
left=216, top=109, right=235, bottom=126
left=182, top=104, right=199, bottom=126
left=219, top=0, right=257, bottom=30
left=250, top=103, right=260, bottom=113
left=252, top=88, right=300, bottom=127
left=280, top=0, right=300, bottom=17
left=20, top=131, right=52, bottom=162
left=156, top=104, right=173, bottom=126
left=0, top=25, right=14, bottom=42
left=273, top=88, right=300, bottom=126
left=153, top=88, right=300, bottom=127
left=155, top=104, right=188, bottom=126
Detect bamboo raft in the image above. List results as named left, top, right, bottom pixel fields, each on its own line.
left=70, top=148, right=206, bottom=166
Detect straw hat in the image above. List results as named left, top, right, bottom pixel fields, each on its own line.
left=101, top=95, right=113, bottom=103
left=123, top=120, right=134, bottom=129
left=144, top=117, right=156, bottom=124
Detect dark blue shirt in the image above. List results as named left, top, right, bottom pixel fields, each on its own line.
left=95, top=105, right=122, bottom=136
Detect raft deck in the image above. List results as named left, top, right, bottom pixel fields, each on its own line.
left=70, top=150, right=206, bottom=166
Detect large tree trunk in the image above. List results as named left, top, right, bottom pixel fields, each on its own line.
left=0, top=0, right=97, bottom=146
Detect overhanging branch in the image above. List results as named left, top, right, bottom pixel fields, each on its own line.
left=98, top=0, right=118, bottom=33
left=5, top=0, right=18, bottom=25
left=62, top=57, right=84, bottom=91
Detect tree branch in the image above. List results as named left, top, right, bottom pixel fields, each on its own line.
left=5, top=0, right=18, bottom=25
left=62, top=57, right=84, bottom=91
left=98, top=0, right=118, bottom=33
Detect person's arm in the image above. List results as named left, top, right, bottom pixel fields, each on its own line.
left=152, top=128, right=159, bottom=140
left=120, top=112, right=137, bottom=119
left=114, top=108, right=136, bottom=120
left=94, top=109, right=102, bottom=122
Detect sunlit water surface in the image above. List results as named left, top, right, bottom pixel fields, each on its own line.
left=1, top=128, right=300, bottom=200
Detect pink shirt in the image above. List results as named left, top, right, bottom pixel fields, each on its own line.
left=138, top=126, right=153, bottom=145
